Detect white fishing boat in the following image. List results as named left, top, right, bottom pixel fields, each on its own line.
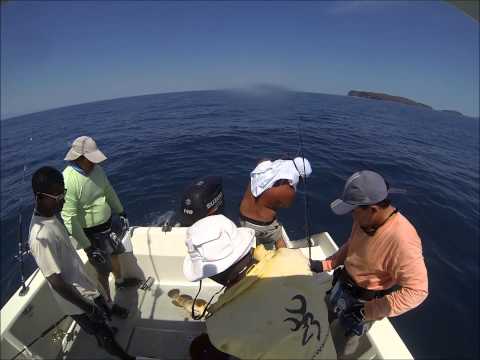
left=1, top=224, right=413, bottom=359
left=2, top=0, right=479, bottom=356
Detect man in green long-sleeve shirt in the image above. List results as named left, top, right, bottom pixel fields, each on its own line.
left=62, top=136, right=137, bottom=316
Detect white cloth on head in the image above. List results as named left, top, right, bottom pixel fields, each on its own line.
left=250, top=158, right=312, bottom=198
left=292, top=157, right=312, bottom=178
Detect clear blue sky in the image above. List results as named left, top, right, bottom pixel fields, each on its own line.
left=1, top=1, right=478, bottom=118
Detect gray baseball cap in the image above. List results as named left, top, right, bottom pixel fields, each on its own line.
left=64, top=136, right=107, bottom=163
left=330, top=170, right=400, bottom=215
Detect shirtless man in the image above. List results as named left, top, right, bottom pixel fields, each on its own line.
left=239, top=157, right=312, bottom=249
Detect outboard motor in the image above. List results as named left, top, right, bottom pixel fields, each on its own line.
left=179, top=176, right=224, bottom=226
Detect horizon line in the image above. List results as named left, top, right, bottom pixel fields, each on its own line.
left=1, top=87, right=478, bottom=121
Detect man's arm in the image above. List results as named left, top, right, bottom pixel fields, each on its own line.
left=364, top=242, right=429, bottom=320
left=364, top=285, right=428, bottom=321
left=320, top=240, right=350, bottom=271
left=100, top=167, right=124, bottom=214
left=47, top=273, right=94, bottom=314
left=275, top=237, right=287, bottom=249
left=30, top=231, right=94, bottom=314
left=311, top=224, right=354, bottom=273
left=61, top=171, right=91, bottom=249
left=311, top=240, right=350, bottom=273
left=320, top=223, right=358, bottom=271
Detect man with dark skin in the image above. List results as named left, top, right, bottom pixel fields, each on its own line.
left=239, top=179, right=294, bottom=249
left=28, top=166, right=135, bottom=360
left=239, top=157, right=312, bottom=249
left=240, top=178, right=296, bottom=222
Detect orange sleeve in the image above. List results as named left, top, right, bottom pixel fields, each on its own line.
left=322, top=240, right=350, bottom=271
left=364, top=234, right=428, bottom=320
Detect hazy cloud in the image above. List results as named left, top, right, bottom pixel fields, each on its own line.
left=326, top=1, right=390, bottom=15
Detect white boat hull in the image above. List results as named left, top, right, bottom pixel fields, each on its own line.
left=1, top=226, right=413, bottom=359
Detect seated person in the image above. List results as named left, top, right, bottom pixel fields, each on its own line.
left=178, top=175, right=225, bottom=226
left=28, top=166, right=134, bottom=360
left=239, top=157, right=312, bottom=249
left=183, top=215, right=336, bottom=360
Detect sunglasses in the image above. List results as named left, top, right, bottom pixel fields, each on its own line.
left=37, top=189, right=67, bottom=202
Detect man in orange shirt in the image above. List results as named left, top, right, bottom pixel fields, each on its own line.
left=310, top=170, right=428, bottom=358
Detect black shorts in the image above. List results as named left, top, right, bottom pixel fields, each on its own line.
left=70, top=313, right=113, bottom=337
left=84, top=218, right=125, bottom=274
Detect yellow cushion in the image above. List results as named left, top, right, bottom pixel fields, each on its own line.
left=206, top=246, right=336, bottom=359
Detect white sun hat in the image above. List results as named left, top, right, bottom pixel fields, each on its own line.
left=64, top=136, right=107, bottom=163
left=250, top=157, right=312, bottom=197
left=183, top=215, right=255, bottom=282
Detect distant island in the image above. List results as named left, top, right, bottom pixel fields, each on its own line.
left=348, top=90, right=433, bottom=110
left=439, top=110, right=463, bottom=116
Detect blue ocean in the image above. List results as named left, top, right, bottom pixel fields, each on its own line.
left=1, top=90, right=478, bottom=358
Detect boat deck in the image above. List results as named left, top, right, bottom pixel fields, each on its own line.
left=64, top=281, right=221, bottom=359
left=1, top=228, right=413, bottom=360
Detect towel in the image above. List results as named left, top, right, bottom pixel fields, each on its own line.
left=250, top=157, right=312, bottom=197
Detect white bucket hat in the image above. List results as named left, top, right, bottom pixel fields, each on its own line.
left=64, top=136, right=107, bottom=163
left=183, top=215, right=255, bottom=282
left=250, top=157, right=312, bottom=197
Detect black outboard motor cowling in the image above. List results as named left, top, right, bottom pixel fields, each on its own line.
left=179, top=176, right=224, bottom=226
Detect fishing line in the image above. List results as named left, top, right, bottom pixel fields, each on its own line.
left=15, top=132, right=34, bottom=296
left=191, top=280, right=226, bottom=320
left=295, top=116, right=313, bottom=263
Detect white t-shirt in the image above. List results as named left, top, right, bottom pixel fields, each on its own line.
left=29, top=214, right=100, bottom=315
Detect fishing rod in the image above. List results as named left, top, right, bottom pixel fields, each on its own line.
left=17, top=135, right=32, bottom=296
left=12, top=132, right=35, bottom=297
left=296, top=116, right=313, bottom=263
